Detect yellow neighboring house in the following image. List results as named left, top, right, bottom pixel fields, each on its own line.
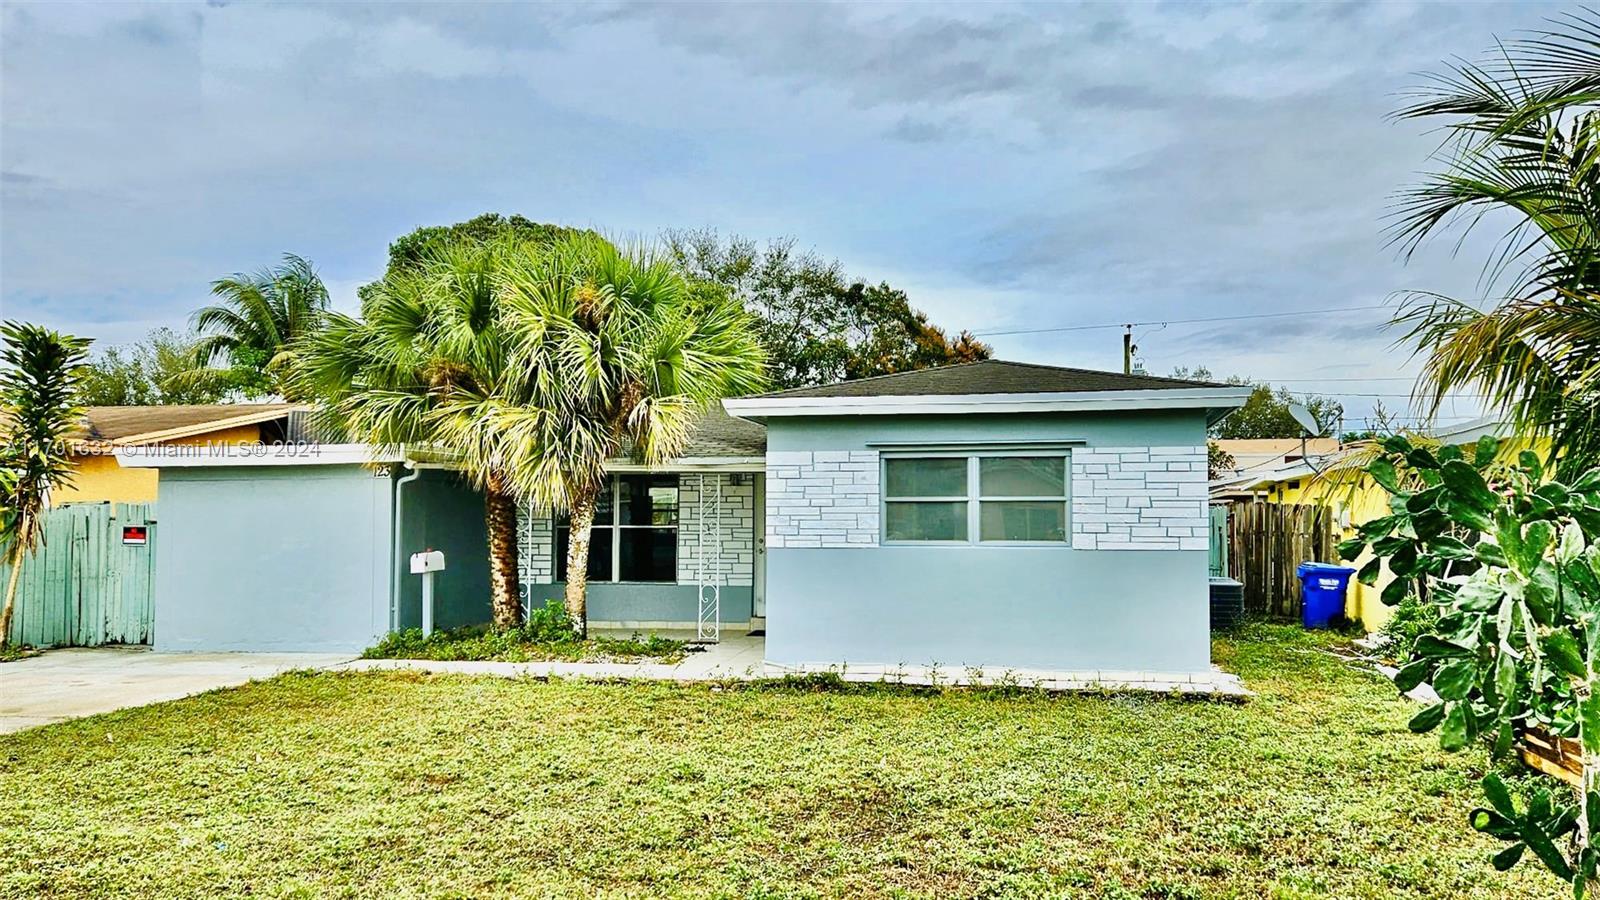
left=1210, top=418, right=1535, bottom=631
left=51, top=404, right=301, bottom=505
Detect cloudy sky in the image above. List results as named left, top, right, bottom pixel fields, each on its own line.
left=0, top=1, right=1567, bottom=428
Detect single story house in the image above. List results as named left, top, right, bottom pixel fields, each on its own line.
left=120, top=360, right=1250, bottom=676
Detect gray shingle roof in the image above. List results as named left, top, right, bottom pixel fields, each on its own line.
left=682, top=406, right=766, bottom=456
left=744, top=360, right=1222, bottom=400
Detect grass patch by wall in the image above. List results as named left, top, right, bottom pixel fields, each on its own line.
left=361, top=599, right=687, bottom=664
left=0, top=624, right=1552, bottom=898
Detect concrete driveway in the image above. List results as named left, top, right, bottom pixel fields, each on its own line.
left=0, top=646, right=351, bottom=735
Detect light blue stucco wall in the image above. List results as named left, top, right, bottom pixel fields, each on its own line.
left=523, top=582, right=753, bottom=626
left=153, top=465, right=393, bottom=653
left=761, top=409, right=1214, bottom=673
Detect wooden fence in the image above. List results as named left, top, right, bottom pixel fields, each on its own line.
left=1225, top=501, right=1336, bottom=619
left=2, top=502, right=156, bottom=647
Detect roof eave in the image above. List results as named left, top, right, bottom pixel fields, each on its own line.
left=114, top=442, right=397, bottom=468
left=723, top=386, right=1254, bottom=420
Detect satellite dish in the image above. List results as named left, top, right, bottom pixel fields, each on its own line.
left=1287, top=402, right=1319, bottom=436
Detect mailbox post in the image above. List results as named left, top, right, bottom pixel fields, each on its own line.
left=409, top=549, right=446, bottom=636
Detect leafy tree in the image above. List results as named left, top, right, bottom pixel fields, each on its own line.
left=295, top=240, right=528, bottom=628
left=0, top=323, right=91, bottom=646
left=1339, top=433, right=1600, bottom=895
left=193, top=254, right=329, bottom=400
left=1207, top=441, right=1236, bottom=480
left=471, top=235, right=768, bottom=635
left=360, top=213, right=596, bottom=303
left=1174, top=367, right=1343, bottom=439
left=78, top=328, right=240, bottom=405
left=1391, top=12, right=1600, bottom=471
left=664, top=229, right=989, bottom=388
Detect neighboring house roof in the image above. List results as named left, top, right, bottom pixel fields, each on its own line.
left=75, top=404, right=300, bottom=445
left=746, top=359, right=1223, bottom=399
left=1214, top=438, right=1340, bottom=482
left=1215, top=438, right=1339, bottom=458
left=725, top=359, right=1251, bottom=421
left=682, top=406, right=766, bottom=457
left=118, top=405, right=765, bottom=471
left=1426, top=415, right=1509, bottom=445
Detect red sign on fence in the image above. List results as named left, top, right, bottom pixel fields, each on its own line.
left=121, top=525, right=147, bottom=546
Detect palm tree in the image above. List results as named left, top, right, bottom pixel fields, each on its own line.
left=1391, top=10, right=1600, bottom=468
left=193, top=254, right=329, bottom=400
left=0, top=322, right=91, bottom=646
left=457, top=236, right=767, bottom=636
left=293, top=241, right=527, bottom=628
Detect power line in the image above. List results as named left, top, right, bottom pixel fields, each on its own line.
left=971, top=303, right=1394, bottom=337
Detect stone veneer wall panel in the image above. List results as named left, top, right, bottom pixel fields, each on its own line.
left=1070, top=445, right=1209, bottom=551
left=765, top=450, right=880, bottom=549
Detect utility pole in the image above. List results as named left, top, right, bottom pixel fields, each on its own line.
left=1122, top=325, right=1134, bottom=374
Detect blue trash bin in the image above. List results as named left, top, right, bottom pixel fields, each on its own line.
left=1297, top=562, right=1356, bottom=629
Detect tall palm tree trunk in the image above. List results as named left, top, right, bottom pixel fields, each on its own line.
left=563, top=485, right=597, bottom=639
left=0, top=514, right=30, bottom=647
left=484, top=473, right=522, bottom=630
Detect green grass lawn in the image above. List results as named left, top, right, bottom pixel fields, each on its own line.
left=0, top=625, right=1549, bottom=899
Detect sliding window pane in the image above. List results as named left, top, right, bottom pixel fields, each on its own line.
left=618, top=528, right=677, bottom=582
left=618, top=474, right=679, bottom=525
left=979, top=457, right=1065, bottom=497
left=979, top=501, right=1066, bottom=542
left=885, top=458, right=967, bottom=498
left=555, top=527, right=613, bottom=581
left=884, top=501, right=968, bottom=541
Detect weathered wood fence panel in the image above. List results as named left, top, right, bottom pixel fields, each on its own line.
left=3, top=502, right=155, bottom=647
left=1225, top=502, right=1335, bottom=619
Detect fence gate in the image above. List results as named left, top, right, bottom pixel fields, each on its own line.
left=2, top=502, right=155, bottom=648
left=1208, top=504, right=1229, bottom=578
left=1225, top=501, right=1334, bottom=620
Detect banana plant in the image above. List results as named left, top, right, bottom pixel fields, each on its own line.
left=1338, top=434, right=1600, bottom=894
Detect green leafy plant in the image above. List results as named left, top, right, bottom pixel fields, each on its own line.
left=1338, top=432, right=1600, bottom=894
left=361, top=600, right=686, bottom=663
left=0, top=322, right=91, bottom=647
left=1379, top=593, right=1441, bottom=660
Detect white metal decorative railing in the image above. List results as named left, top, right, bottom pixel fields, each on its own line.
left=695, top=473, right=723, bottom=642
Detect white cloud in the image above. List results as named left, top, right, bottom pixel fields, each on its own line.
left=0, top=0, right=1566, bottom=428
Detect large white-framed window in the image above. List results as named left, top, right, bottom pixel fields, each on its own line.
left=556, top=474, right=680, bottom=582
left=882, top=452, right=1069, bottom=545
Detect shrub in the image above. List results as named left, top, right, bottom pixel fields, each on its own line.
left=359, top=600, right=685, bottom=663
left=1378, top=593, right=1439, bottom=659
left=521, top=598, right=578, bottom=644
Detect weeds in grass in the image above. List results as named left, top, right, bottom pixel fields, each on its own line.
left=0, top=643, right=39, bottom=663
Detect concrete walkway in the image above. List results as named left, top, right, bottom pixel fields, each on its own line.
left=0, top=646, right=351, bottom=734
left=2, top=637, right=1247, bottom=736
left=344, top=635, right=1249, bottom=697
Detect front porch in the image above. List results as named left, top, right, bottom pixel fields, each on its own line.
left=515, top=467, right=765, bottom=640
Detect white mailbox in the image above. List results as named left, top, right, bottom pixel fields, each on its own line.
left=409, top=549, right=446, bottom=636
left=410, top=550, right=446, bottom=573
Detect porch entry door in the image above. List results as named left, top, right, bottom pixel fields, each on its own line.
left=753, top=472, right=766, bottom=617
